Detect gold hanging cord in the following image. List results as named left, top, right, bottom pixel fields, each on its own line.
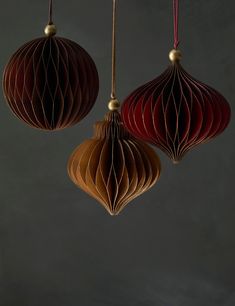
left=108, top=0, right=120, bottom=111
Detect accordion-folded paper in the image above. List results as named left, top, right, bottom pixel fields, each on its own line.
left=68, top=111, right=161, bottom=215
left=3, top=36, right=99, bottom=131
left=121, top=61, right=231, bottom=163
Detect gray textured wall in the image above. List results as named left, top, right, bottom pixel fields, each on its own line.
left=0, top=1, right=234, bottom=305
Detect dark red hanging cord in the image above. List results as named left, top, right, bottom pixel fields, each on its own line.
left=48, top=0, right=53, bottom=25
left=111, top=0, right=117, bottom=100
left=173, top=0, right=179, bottom=49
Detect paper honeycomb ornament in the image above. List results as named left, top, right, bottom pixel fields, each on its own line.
left=121, top=1, right=231, bottom=163
left=68, top=111, right=161, bottom=215
left=3, top=1, right=99, bottom=131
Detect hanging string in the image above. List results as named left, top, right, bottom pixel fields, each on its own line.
left=48, top=0, right=53, bottom=25
left=173, top=0, right=180, bottom=49
left=44, top=0, right=57, bottom=36
left=111, top=0, right=117, bottom=100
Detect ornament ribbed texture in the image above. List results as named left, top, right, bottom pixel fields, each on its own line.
left=121, top=62, right=231, bottom=163
left=68, top=111, right=161, bottom=215
left=3, top=36, right=99, bottom=130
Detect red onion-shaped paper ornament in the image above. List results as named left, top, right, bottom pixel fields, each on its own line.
left=3, top=4, right=99, bottom=131
left=121, top=49, right=231, bottom=163
left=68, top=110, right=161, bottom=215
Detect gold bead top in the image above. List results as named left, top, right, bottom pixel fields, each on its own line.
left=44, top=24, right=57, bottom=37
left=169, top=49, right=182, bottom=62
left=108, top=98, right=120, bottom=111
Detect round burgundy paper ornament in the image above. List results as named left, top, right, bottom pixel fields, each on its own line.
left=121, top=0, right=231, bottom=163
left=3, top=1, right=99, bottom=131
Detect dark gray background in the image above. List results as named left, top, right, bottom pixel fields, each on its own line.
left=0, top=0, right=234, bottom=305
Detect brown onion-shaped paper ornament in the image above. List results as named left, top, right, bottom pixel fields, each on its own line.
left=3, top=31, right=99, bottom=130
left=121, top=50, right=231, bottom=163
left=68, top=111, right=161, bottom=215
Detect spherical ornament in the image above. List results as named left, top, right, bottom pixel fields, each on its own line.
left=68, top=111, right=161, bottom=216
left=3, top=29, right=99, bottom=131
left=121, top=51, right=231, bottom=163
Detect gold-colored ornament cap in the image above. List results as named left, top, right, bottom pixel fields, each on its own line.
left=169, top=49, right=182, bottom=62
left=108, top=98, right=120, bottom=111
left=44, top=23, right=57, bottom=37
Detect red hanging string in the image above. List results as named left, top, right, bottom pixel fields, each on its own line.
left=48, top=0, right=53, bottom=25
left=173, top=0, right=180, bottom=49
left=111, top=0, right=117, bottom=100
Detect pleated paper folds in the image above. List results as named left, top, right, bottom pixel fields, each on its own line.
left=3, top=36, right=99, bottom=130
left=68, top=111, right=161, bottom=215
left=121, top=62, right=231, bottom=163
